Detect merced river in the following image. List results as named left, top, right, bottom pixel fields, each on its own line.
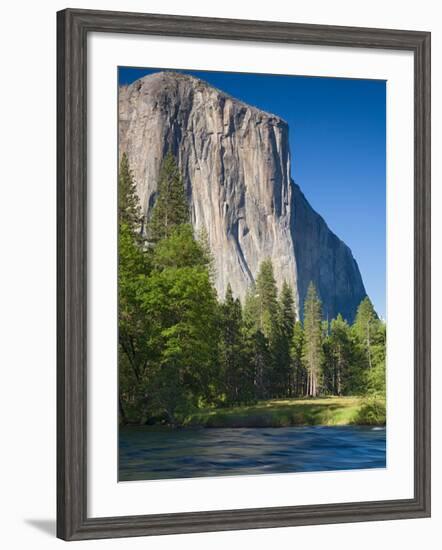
left=119, top=425, right=386, bottom=481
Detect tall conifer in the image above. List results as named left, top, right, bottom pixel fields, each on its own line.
left=148, top=152, right=189, bottom=242
left=291, top=321, right=305, bottom=396
left=219, top=285, right=251, bottom=403
left=353, top=297, right=378, bottom=369
left=118, top=152, right=143, bottom=238
left=274, top=281, right=296, bottom=396
left=302, top=282, right=323, bottom=397
left=255, top=259, right=279, bottom=339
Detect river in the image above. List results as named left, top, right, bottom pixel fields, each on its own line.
left=119, top=425, right=386, bottom=481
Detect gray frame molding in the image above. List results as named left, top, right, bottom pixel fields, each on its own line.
left=57, top=8, right=431, bottom=541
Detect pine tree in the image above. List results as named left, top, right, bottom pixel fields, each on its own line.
left=118, top=153, right=143, bottom=237
left=219, top=285, right=252, bottom=404
left=244, top=260, right=279, bottom=397
left=118, top=154, right=152, bottom=423
left=353, top=297, right=386, bottom=396
left=243, top=328, right=271, bottom=401
left=353, top=297, right=378, bottom=370
left=148, top=152, right=189, bottom=243
left=119, top=221, right=153, bottom=424
left=279, top=281, right=296, bottom=336
left=255, top=259, right=279, bottom=339
left=291, top=321, right=305, bottom=396
left=197, top=227, right=216, bottom=282
left=327, top=314, right=353, bottom=395
left=153, top=224, right=209, bottom=270
left=243, top=287, right=260, bottom=331
left=243, top=286, right=270, bottom=400
left=366, top=321, right=386, bottom=396
left=302, top=282, right=323, bottom=397
left=273, top=281, right=296, bottom=396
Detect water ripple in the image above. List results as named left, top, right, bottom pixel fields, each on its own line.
left=119, top=426, right=386, bottom=481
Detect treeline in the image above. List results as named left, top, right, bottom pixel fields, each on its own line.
left=119, top=152, right=386, bottom=426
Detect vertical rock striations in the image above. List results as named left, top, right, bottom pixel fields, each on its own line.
left=119, top=71, right=366, bottom=321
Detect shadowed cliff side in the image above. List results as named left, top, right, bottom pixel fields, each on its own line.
left=290, top=182, right=366, bottom=322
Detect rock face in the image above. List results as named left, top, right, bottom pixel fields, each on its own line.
left=119, top=71, right=366, bottom=321
left=290, top=183, right=367, bottom=322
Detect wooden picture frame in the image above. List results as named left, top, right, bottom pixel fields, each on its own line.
left=57, top=8, right=431, bottom=541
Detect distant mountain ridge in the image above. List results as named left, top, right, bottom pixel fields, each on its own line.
left=119, top=71, right=366, bottom=321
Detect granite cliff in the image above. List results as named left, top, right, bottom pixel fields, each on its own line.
left=119, top=71, right=366, bottom=321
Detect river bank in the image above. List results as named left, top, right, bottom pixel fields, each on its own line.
left=182, top=396, right=386, bottom=428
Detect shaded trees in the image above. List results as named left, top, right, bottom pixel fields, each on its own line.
left=353, top=297, right=378, bottom=370
left=118, top=154, right=153, bottom=423
left=323, top=314, right=353, bottom=395
left=219, top=285, right=254, bottom=404
left=242, top=287, right=271, bottom=399
left=291, top=321, right=305, bottom=396
left=255, top=259, right=279, bottom=339
left=353, top=297, right=386, bottom=396
left=273, top=281, right=296, bottom=396
left=148, top=151, right=189, bottom=243
left=302, top=282, right=324, bottom=397
left=118, top=152, right=143, bottom=235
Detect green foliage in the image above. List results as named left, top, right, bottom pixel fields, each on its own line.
left=118, top=153, right=143, bottom=239
left=352, top=297, right=386, bottom=396
left=279, top=281, right=296, bottom=335
left=148, top=152, right=189, bottom=243
left=218, top=285, right=255, bottom=405
left=291, top=321, right=306, bottom=396
left=272, top=281, right=296, bottom=396
left=354, top=396, right=386, bottom=425
left=140, top=265, right=219, bottom=423
left=197, top=227, right=216, bottom=282
left=365, top=322, right=386, bottom=396
left=243, top=287, right=260, bottom=330
left=241, top=261, right=294, bottom=399
left=255, top=259, right=279, bottom=339
left=119, top=154, right=218, bottom=425
left=353, top=297, right=378, bottom=369
left=153, top=224, right=209, bottom=270
left=118, top=153, right=386, bottom=426
left=118, top=154, right=153, bottom=423
left=302, top=282, right=324, bottom=397
left=240, top=262, right=278, bottom=399
left=323, top=314, right=354, bottom=395
left=186, top=397, right=368, bottom=428
left=138, top=225, right=219, bottom=424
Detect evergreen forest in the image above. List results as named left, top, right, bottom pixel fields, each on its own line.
left=119, top=153, right=386, bottom=428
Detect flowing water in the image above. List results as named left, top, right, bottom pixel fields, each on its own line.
left=119, top=425, right=386, bottom=481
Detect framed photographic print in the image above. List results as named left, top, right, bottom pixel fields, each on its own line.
left=57, top=8, right=431, bottom=541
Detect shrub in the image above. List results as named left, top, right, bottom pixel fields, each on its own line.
left=355, top=397, right=386, bottom=426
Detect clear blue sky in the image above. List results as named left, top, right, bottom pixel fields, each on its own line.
left=119, top=67, right=386, bottom=318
